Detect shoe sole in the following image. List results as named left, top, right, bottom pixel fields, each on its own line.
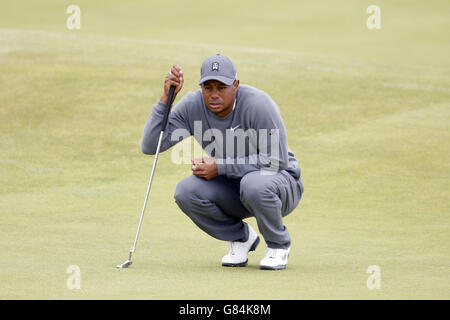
left=222, top=259, right=248, bottom=267
left=260, top=264, right=286, bottom=270
left=222, top=236, right=260, bottom=267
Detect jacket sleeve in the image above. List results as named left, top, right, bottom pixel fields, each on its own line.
left=141, top=96, right=192, bottom=155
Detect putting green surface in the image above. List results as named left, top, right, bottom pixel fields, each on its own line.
left=0, top=0, right=449, bottom=299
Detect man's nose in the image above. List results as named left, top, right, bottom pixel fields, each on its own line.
left=210, top=88, right=220, bottom=98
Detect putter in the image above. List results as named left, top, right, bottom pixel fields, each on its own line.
left=117, top=85, right=176, bottom=269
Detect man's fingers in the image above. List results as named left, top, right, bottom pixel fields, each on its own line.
left=161, top=64, right=183, bottom=104
left=193, top=163, right=203, bottom=172
left=166, top=65, right=183, bottom=93
left=191, top=158, right=204, bottom=164
left=172, top=64, right=183, bottom=75
left=166, top=73, right=183, bottom=94
left=170, top=68, right=182, bottom=79
left=170, top=65, right=183, bottom=81
left=166, top=73, right=181, bottom=83
left=192, top=163, right=207, bottom=176
left=166, top=79, right=180, bottom=87
left=165, top=74, right=181, bottom=89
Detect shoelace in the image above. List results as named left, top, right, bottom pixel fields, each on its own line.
left=229, top=241, right=247, bottom=256
left=229, top=242, right=236, bottom=255
left=267, top=248, right=277, bottom=258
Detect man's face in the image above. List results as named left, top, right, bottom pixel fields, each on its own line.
left=201, top=80, right=239, bottom=117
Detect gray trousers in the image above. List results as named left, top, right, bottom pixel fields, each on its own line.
left=174, top=170, right=303, bottom=249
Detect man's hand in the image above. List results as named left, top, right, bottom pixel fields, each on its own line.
left=161, top=64, right=184, bottom=104
left=191, top=157, right=218, bottom=180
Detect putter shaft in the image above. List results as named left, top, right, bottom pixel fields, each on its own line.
left=117, top=86, right=176, bottom=269
left=131, top=130, right=164, bottom=254
left=117, top=131, right=164, bottom=269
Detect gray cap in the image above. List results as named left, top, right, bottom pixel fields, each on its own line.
left=198, top=54, right=237, bottom=86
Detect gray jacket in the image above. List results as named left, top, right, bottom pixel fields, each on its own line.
left=141, top=84, right=301, bottom=180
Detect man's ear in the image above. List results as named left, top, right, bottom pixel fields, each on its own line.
left=233, top=80, right=240, bottom=90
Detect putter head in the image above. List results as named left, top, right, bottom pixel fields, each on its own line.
left=116, top=259, right=132, bottom=269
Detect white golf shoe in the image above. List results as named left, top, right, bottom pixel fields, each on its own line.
left=259, top=247, right=290, bottom=270
left=222, top=224, right=260, bottom=267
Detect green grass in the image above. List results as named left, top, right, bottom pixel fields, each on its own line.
left=0, top=0, right=449, bottom=299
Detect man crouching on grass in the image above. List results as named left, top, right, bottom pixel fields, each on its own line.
left=141, top=54, right=304, bottom=270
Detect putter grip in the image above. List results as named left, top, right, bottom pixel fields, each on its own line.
left=161, top=85, right=176, bottom=132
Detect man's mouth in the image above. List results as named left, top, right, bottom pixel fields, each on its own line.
left=209, top=102, right=222, bottom=108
